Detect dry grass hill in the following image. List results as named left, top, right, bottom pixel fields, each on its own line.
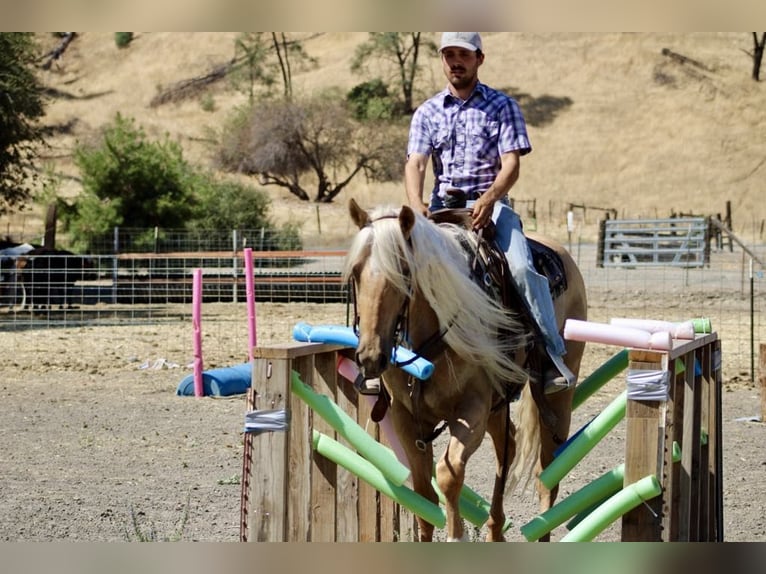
left=5, top=32, right=765, bottom=248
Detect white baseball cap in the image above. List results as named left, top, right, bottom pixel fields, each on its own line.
left=439, top=32, right=482, bottom=53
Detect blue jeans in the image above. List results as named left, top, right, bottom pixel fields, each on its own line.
left=489, top=202, right=567, bottom=359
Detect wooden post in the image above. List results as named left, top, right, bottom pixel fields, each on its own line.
left=245, top=342, right=343, bottom=542
left=622, top=350, right=666, bottom=541
left=760, top=343, right=766, bottom=423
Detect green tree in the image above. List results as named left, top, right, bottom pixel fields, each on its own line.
left=188, top=176, right=302, bottom=251
left=350, top=33, right=436, bottom=115
left=61, top=113, right=199, bottom=251
left=216, top=94, right=407, bottom=203
left=230, top=32, right=317, bottom=103
left=0, top=33, right=46, bottom=215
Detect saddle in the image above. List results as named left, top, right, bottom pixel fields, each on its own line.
left=428, top=208, right=568, bottom=306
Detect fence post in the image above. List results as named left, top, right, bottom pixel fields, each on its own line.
left=622, top=349, right=667, bottom=541
left=622, top=335, right=722, bottom=541
left=760, top=343, right=766, bottom=422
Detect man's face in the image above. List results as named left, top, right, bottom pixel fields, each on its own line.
left=440, top=47, right=483, bottom=91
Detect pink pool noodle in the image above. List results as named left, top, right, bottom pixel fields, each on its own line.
left=244, top=248, right=257, bottom=361
left=337, top=356, right=409, bottom=468
left=192, top=268, right=204, bottom=397
left=610, top=318, right=695, bottom=340
left=564, top=319, right=672, bottom=351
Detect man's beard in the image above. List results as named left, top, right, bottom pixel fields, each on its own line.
left=448, top=70, right=475, bottom=91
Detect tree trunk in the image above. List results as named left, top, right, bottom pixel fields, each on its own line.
left=753, top=33, right=766, bottom=81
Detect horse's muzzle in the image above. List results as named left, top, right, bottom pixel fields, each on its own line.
left=355, top=349, right=389, bottom=379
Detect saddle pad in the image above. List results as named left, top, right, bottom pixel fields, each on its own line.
left=527, top=237, right=568, bottom=299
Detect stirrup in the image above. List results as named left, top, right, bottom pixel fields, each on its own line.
left=543, top=354, right=576, bottom=395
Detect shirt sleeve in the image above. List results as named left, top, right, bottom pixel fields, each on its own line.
left=407, top=105, right=433, bottom=157
left=498, top=97, right=532, bottom=156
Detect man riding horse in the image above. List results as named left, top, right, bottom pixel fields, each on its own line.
left=404, top=32, right=574, bottom=394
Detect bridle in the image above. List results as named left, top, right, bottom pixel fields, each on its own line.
left=350, top=213, right=454, bottom=370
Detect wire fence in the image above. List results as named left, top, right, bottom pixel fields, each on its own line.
left=1, top=233, right=763, bottom=383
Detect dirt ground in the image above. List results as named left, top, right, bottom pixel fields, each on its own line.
left=0, top=294, right=764, bottom=543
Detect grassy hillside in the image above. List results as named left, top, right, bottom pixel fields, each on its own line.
left=5, top=32, right=764, bottom=247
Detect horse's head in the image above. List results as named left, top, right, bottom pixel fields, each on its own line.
left=346, top=199, right=417, bottom=379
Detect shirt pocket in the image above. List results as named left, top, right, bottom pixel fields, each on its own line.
left=469, top=119, right=500, bottom=156
left=432, top=125, right=451, bottom=152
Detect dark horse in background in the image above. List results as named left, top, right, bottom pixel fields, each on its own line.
left=0, top=239, right=37, bottom=309
left=344, top=199, right=587, bottom=541
left=2, top=205, right=96, bottom=310
left=14, top=246, right=97, bottom=310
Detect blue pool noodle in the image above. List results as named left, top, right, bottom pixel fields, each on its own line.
left=292, top=322, right=434, bottom=380
left=176, top=362, right=252, bottom=397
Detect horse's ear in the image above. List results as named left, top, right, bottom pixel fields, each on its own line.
left=399, top=205, right=416, bottom=239
left=348, top=198, right=370, bottom=230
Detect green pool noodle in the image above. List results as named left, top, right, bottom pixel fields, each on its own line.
left=521, top=463, right=626, bottom=541
left=691, top=317, right=711, bottom=334
left=572, top=349, right=629, bottom=411
left=539, top=390, right=628, bottom=490
left=560, top=474, right=662, bottom=542
left=291, top=371, right=494, bottom=524
left=565, top=441, right=682, bottom=531
left=291, top=371, right=410, bottom=486
left=565, top=494, right=614, bottom=532
left=312, top=430, right=447, bottom=528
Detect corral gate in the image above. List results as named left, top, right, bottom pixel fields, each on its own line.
left=597, top=217, right=710, bottom=268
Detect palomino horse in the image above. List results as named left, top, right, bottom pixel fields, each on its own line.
left=344, top=199, right=587, bottom=541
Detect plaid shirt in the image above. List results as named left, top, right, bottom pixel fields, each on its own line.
left=407, top=82, right=531, bottom=209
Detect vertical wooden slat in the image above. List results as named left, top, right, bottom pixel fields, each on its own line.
left=713, top=339, right=724, bottom=542
left=698, top=344, right=712, bottom=540
left=288, top=355, right=314, bottom=541
left=310, top=351, right=339, bottom=541
left=356, top=390, right=379, bottom=541
left=248, top=355, right=290, bottom=541
left=377, top=422, right=399, bottom=541
left=335, top=366, right=360, bottom=541
left=679, top=350, right=702, bottom=541
left=666, top=353, right=685, bottom=541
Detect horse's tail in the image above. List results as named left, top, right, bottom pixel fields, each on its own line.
left=505, top=383, right=540, bottom=496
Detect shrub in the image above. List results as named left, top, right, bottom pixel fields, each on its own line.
left=114, top=33, right=133, bottom=48
left=346, top=79, right=395, bottom=121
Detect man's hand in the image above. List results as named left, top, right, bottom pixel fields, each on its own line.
left=470, top=194, right=494, bottom=230
left=410, top=201, right=429, bottom=218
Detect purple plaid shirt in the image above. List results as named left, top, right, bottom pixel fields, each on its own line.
left=407, top=82, right=532, bottom=209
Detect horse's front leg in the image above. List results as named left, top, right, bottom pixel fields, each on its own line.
left=435, top=401, right=488, bottom=542
left=389, top=401, right=438, bottom=541
left=485, top=402, right=516, bottom=542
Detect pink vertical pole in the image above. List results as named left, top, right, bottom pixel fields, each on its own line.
left=192, top=268, right=204, bottom=397
left=244, top=247, right=257, bottom=361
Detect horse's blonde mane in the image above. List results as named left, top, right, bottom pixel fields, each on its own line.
left=344, top=205, right=528, bottom=391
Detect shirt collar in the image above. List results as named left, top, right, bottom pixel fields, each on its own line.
left=441, top=82, right=487, bottom=107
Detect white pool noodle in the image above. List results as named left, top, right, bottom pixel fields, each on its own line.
left=564, top=319, right=672, bottom=351
left=610, top=318, right=695, bottom=340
